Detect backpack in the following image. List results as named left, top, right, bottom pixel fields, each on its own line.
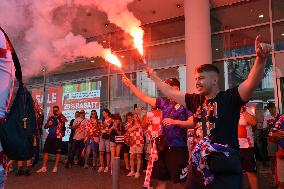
left=0, top=27, right=37, bottom=160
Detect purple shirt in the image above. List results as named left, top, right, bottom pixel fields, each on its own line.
left=272, top=114, right=284, bottom=150
left=156, top=97, right=192, bottom=147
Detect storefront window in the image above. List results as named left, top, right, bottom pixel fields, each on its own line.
left=212, top=25, right=270, bottom=59
left=272, top=0, right=284, bottom=21
left=211, top=0, right=269, bottom=33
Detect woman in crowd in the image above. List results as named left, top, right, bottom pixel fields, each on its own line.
left=121, top=112, right=133, bottom=171
left=98, top=109, right=113, bottom=173
left=84, top=110, right=100, bottom=169
left=110, top=113, right=125, bottom=174
left=127, top=113, right=144, bottom=178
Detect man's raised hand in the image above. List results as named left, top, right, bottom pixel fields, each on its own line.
left=122, top=75, right=131, bottom=87
left=255, top=35, right=272, bottom=59
left=146, top=66, right=154, bottom=78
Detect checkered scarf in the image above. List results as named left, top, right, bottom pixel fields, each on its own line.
left=143, top=141, right=158, bottom=188
left=191, top=137, right=231, bottom=186
left=272, top=114, right=284, bottom=149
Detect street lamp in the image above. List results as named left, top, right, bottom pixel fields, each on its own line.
left=41, top=67, right=47, bottom=151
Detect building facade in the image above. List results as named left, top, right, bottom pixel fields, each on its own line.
left=28, top=0, right=284, bottom=121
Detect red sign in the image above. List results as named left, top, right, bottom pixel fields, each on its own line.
left=32, top=86, right=63, bottom=117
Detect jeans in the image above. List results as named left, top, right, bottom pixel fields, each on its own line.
left=32, top=145, right=40, bottom=165
left=84, top=139, right=99, bottom=166
left=0, top=169, right=5, bottom=189
left=68, top=139, right=85, bottom=165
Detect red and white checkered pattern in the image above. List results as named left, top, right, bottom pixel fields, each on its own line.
left=85, top=120, right=100, bottom=140
left=100, top=118, right=113, bottom=133
left=130, top=126, right=144, bottom=147
left=125, top=122, right=133, bottom=131
left=73, top=118, right=88, bottom=140
left=143, top=110, right=162, bottom=140
left=143, top=141, right=158, bottom=188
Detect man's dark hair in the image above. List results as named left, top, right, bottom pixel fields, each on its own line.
left=75, top=111, right=80, bottom=114
left=53, top=106, right=59, bottom=109
left=195, top=64, right=220, bottom=74
left=164, top=78, right=180, bottom=88
left=113, top=113, right=122, bottom=121
left=125, top=112, right=133, bottom=118
left=266, top=102, right=275, bottom=109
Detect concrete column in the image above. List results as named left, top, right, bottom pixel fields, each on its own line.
left=184, top=0, right=212, bottom=93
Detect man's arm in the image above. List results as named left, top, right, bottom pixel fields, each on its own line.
left=238, top=36, right=272, bottom=102
left=71, top=120, right=80, bottom=129
left=147, top=68, right=186, bottom=107
left=128, top=124, right=140, bottom=132
left=242, top=111, right=257, bottom=126
left=141, top=115, right=148, bottom=129
left=162, top=116, right=195, bottom=129
left=71, top=124, right=79, bottom=130
left=122, top=75, right=156, bottom=107
left=44, top=118, right=52, bottom=129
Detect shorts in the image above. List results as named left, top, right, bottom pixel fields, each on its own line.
left=99, top=136, right=110, bottom=153
left=43, top=138, right=62, bottom=154
left=121, top=144, right=130, bottom=154
left=130, top=146, right=143, bottom=154
left=86, top=138, right=99, bottom=152
left=110, top=141, right=116, bottom=148
left=240, top=148, right=257, bottom=173
left=152, top=147, right=189, bottom=183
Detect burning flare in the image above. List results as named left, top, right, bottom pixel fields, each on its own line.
left=104, top=49, right=122, bottom=68
left=130, top=27, right=144, bottom=56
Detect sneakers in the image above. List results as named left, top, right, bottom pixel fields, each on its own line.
left=134, top=172, right=140, bottom=178
left=127, top=171, right=135, bottom=177
left=36, top=167, right=47, bottom=173
left=65, top=163, right=72, bottom=168
left=15, top=170, right=25, bottom=176
left=98, top=166, right=104, bottom=173
left=52, top=167, right=58, bottom=173
left=104, top=166, right=109, bottom=173
left=92, top=164, right=97, bottom=170
left=32, top=162, right=39, bottom=167
left=25, top=169, right=31, bottom=176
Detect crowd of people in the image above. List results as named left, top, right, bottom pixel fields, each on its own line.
left=0, top=26, right=283, bottom=189
left=35, top=106, right=161, bottom=178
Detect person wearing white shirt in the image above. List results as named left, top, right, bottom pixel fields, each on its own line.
left=0, top=29, right=15, bottom=189
left=66, top=110, right=88, bottom=167
left=263, top=102, right=278, bottom=187
left=238, top=105, right=259, bottom=189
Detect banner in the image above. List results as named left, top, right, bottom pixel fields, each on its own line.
left=62, top=81, right=101, bottom=141
left=32, top=80, right=101, bottom=141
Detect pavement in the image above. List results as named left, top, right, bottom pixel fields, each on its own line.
left=5, top=160, right=275, bottom=189
left=6, top=162, right=145, bottom=189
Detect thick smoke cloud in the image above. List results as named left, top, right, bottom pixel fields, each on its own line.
left=0, top=0, right=142, bottom=78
